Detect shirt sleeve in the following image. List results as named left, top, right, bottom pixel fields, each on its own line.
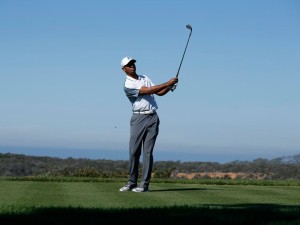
left=124, top=86, right=139, bottom=98
left=124, top=78, right=140, bottom=103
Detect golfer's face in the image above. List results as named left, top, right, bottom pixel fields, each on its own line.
left=123, top=61, right=136, bottom=74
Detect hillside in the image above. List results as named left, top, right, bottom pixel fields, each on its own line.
left=0, top=152, right=299, bottom=179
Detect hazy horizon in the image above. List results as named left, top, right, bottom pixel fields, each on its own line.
left=1, top=145, right=298, bottom=164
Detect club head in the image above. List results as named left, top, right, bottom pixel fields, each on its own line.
left=186, top=24, right=192, bottom=32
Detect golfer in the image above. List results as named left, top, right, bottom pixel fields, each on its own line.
left=119, top=56, right=178, bottom=192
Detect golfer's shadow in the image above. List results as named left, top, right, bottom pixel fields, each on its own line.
left=150, top=187, right=220, bottom=192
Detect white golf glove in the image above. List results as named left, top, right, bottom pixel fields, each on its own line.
left=170, top=83, right=177, bottom=92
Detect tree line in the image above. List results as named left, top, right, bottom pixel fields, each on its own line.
left=0, top=153, right=299, bottom=179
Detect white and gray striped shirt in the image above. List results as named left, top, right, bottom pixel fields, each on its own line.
left=124, top=75, right=158, bottom=113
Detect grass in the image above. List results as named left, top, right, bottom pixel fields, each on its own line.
left=0, top=178, right=300, bottom=224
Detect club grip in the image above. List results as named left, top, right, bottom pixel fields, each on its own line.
left=170, top=83, right=177, bottom=92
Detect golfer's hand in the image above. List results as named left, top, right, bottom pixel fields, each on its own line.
left=168, top=78, right=178, bottom=92
left=169, top=83, right=177, bottom=91
left=168, top=77, right=178, bottom=86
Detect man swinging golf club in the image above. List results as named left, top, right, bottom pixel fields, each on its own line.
left=119, top=56, right=178, bottom=192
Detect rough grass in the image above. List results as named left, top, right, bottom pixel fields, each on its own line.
left=1, top=205, right=300, bottom=225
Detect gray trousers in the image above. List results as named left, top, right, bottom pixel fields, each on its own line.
left=127, top=113, right=160, bottom=188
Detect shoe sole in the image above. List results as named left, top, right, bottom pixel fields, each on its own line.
left=119, top=186, right=137, bottom=192
left=132, top=189, right=149, bottom=193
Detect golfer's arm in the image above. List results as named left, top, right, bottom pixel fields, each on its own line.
left=156, top=86, right=171, bottom=96
left=139, top=82, right=171, bottom=95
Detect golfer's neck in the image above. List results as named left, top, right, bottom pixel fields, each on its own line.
left=127, top=73, right=138, bottom=80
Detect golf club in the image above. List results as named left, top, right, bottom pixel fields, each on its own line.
left=171, top=24, right=193, bottom=91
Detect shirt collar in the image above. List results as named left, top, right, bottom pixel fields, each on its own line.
left=126, top=75, right=140, bottom=81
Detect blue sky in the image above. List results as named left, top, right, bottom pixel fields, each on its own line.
left=0, top=0, right=299, bottom=163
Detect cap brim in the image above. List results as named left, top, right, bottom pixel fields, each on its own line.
left=123, top=59, right=136, bottom=67
left=129, top=59, right=136, bottom=64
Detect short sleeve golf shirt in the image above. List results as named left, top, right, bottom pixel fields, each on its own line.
left=124, top=75, right=158, bottom=113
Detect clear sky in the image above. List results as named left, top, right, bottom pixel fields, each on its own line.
left=0, top=0, right=299, bottom=163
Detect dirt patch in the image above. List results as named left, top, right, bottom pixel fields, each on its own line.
left=171, top=172, right=269, bottom=180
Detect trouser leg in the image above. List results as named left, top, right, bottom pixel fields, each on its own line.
left=127, top=113, right=159, bottom=187
left=127, top=115, right=144, bottom=185
left=141, top=114, right=159, bottom=187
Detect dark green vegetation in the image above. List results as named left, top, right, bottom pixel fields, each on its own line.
left=0, top=179, right=300, bottom=225
left=1, top=153, right=300, bottom=179
left=2, top=205, right=300, bottom=225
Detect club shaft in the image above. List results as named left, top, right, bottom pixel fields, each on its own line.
left=176, top=31, right=192, bottom=78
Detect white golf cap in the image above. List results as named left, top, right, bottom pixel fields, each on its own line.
left=121, top=56, right=136, bottom=68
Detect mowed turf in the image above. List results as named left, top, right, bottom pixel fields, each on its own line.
left=1, top=180, right=300, bottom=208
left=1, top=180, right=300, bottom=225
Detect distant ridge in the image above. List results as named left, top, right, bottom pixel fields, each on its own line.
left=0, top=152, right=299, bottom=179
left=275, top=154, right=300, bottom=164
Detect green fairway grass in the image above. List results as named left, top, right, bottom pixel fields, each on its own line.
left=0, top=179, right=300, bottom=225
